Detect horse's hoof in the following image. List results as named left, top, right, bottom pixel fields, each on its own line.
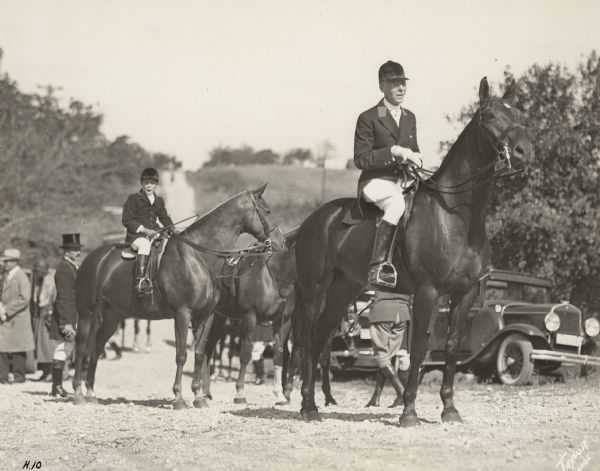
left=301, top=410, right=322, bottom=422
left=172, top=399, right=188, bottom=410
left=86, top=396, right=99, bottom=405
left=441, top=408, right=463, bottom=424
left=399, top=413, right=420, bottom=428
left=275, top=400, right=290, bottom=406
left=193, top=398, right=209, bottom=409
left=324, top=397, right=338, bottom=407
left=205, top=394, right=212, bottom=401
left=73, top=395, right=87, bottom=406
left=233, top=397, right=247, bottom=405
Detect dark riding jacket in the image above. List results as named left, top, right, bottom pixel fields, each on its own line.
left=122, top=190, right=174, bottom=244
left=354, top=100, right=420, bottom=197
left=50, top=257, right=78, bottom=341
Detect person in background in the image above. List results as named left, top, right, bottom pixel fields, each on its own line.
left=49, top=234, right=82, bottom=397
left=0, top=248, right=34, bottom=384
left=32, top=259, right=57, bottom=381
left=364, top=290, right=411, bottom=408
left=251, top=323, right=274, bottom=385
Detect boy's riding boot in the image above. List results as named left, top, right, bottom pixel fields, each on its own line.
left=134, top=254, right=152, bottom=296
left=369, top=220, right=397, bottom=288
left=253, top=359, right=265, bottom=385
left=50, top=360, right=69, bottom=398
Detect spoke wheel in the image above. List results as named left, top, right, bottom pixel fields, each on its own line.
left=496, top=334, right=534, bottom=386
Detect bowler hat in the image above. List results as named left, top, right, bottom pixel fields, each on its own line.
left=379, top=61, right=409, bottom=82
left=140, top=167, right=160, bottom=183
left=0, top=248, right=21, bottom=261
left=61, top=234, right=83, bottom=250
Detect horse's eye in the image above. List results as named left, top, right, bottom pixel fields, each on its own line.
left=485, top=111, right=495, bottom=120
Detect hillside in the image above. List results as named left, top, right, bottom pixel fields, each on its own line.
left=187, top=165, right=360, bottom=231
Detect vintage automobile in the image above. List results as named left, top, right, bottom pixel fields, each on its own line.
left=330, top=269, right=600, bottom=385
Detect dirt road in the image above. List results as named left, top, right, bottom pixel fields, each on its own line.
left=1, top=319, right=598, bottom=471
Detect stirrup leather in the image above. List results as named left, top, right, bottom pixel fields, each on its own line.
left=369, top=261, right=397, bottom=288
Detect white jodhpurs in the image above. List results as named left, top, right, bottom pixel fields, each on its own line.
left=362, top=179, right=406, bottom=225
left=251, top=341, right=267, bottom=362
left=53, top=340, right=75, bottom=362
left=131, top=237, right=152, bottom=255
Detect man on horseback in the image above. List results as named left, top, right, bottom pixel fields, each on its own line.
left=122, top=167, right=174, bottom=296
left=354, top=61, right=422, bottom=288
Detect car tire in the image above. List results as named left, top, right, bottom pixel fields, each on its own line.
left=496, top=334, right=534, bottom=386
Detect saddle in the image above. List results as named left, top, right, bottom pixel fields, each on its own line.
left=341, top=186, right=416, bottom=229
left=220, top=253, right=262, bottom=299
left=118, top=237, right=168, bottom=298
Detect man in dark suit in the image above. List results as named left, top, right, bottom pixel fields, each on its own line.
left=122, top=167, right=174, bottom=296
left=50, top=234, right=82, bottom=397
left=354, top=61, right=422, bottom=288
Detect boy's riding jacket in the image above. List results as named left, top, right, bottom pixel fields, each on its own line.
left=122, top=190, right=174, bottom=244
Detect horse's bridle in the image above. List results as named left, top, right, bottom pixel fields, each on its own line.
left=408, top=106, right=525, bottom=195
left=246, top=190, right=284, bottom=252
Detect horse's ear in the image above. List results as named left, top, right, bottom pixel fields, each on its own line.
left=479, top=77, right=490, bottom=104
left=502, top=79, right=517, bottom=105
left=253, top=183, right=268, bottom=196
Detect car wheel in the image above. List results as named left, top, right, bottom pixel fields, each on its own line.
left=496, top=334, right=534, bottom=386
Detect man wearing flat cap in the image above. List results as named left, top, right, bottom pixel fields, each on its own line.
left=354, top=60, right=422, bottom=289
left=49, top=234, right=82, bottom=397
left=0, top=248, right=34, bottom=384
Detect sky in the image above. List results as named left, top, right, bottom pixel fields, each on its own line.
left=0, top=0, right=598, bottom=170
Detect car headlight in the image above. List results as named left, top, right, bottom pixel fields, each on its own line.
left=544, top=312, right=561, bottom=332
left=584, top=317, right=600, bottom=337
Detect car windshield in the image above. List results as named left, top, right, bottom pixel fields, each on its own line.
left=485, top=280, right=549, bottom=303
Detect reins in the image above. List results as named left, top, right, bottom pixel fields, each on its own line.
left=406, top=110, right=525, bottom=195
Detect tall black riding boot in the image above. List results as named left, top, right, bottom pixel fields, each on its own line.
left=253, top=359, right=265, bottom=385
left=50, top=360, right=69, bottom=397
left=369, top=220, right=397, bottom=288
left=380, top=364, right=404, bottom=407
left=134, top=254, right=152, bottom=296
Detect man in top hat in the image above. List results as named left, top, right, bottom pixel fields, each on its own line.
left=49, top=234, right=82, bottom=397
left=0, top=248, right=34, bottom=384
left=354, top=60, right=422, bottom=289
left=122, top=167, right=174, bottom=296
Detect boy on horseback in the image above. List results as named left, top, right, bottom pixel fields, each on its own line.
left=354, top=61, right=422, bottom=288
left=122, top=167, right=174, bottom=296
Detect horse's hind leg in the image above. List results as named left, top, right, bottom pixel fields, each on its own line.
left=440, top=286, right=478, bottom=423
left=320, top=336, right=337, bottom=406
left=73, top=300, right=102, bottom=406
left=201, top=314, right=227, bottom=400
left=85, top=306, right=123, bottom=403
left=400, top=284, right=438, bottom=428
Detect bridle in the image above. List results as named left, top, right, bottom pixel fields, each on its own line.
left=408, top=105, right=525, bottom=195
left=175, top=191, right=282, bottom=258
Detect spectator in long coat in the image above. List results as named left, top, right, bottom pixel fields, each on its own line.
left=32, top=260, right=56, bottom=381
left=49, top=234, right=82, bottom=397
left=0, top=248, right=34, bottom=384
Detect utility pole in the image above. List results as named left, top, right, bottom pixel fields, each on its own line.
left=319, top=140, right=335, bottom=204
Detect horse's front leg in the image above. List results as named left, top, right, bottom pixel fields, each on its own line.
left=191, top=313, right=215, bottom=408
left=320, top=336, right=337, bottom=406
left=234, top=314, right=256, bottom=404
left=172, top=306, right=192, bottom=410
left=440, top=286, right=478, bottom=423
left=400, top=285, right=438, bottom=428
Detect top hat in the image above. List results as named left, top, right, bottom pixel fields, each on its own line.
left=61, top=234, right=83, bottom=250
left=0, top=248, right=21, bottom=262
left=378, top=61, right=409, bottom=82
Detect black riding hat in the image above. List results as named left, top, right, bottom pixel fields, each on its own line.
left=140, top=167, right=160, bottom=183
left=379, top=61, right=409, bottom=82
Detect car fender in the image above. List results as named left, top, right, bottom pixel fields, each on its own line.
left=469, top=323, right=550, bottom=366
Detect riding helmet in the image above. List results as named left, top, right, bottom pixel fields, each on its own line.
left=140, top=167, right=160, bottom=183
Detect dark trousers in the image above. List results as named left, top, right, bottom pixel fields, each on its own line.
left=0, top=351, right=27, bottom=382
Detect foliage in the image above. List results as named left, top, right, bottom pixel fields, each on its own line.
left=283, top=148, right=314, bottom=166
left=0, top=54, right=180, bottom=261
left=445, top=51, right=600, bottom=313
left=203, top=145, right=281, bottom=167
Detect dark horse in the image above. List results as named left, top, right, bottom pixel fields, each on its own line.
left=73, top=185, right=286, bottom=409
left=295, top=78, right=534, bottom=426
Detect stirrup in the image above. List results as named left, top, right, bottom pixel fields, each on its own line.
left=136, top=277, right=153, bottom=296
left=369, top=262, right=397, bottom=288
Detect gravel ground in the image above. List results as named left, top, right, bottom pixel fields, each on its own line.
left=1, top=319, right=599, bottom=471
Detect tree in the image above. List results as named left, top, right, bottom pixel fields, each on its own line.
left=445, top=51, right=600, bottom=312
left=283, top=148, right=314, bottom=166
